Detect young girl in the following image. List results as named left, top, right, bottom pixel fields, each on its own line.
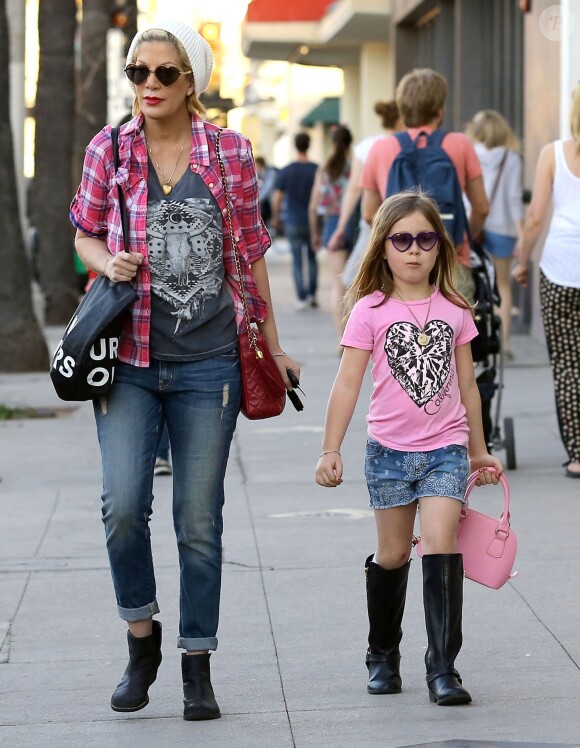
left=315, top=190, right=503, bottom=706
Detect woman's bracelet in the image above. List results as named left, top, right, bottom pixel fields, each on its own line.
left=103, top=257, right=112, bottom=277
left=272, top=351, right=286, bottom=358
left=320, top=450, right=341, bottom=457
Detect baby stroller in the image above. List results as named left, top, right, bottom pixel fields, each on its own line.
left=470, top=242, right=517, bottom=469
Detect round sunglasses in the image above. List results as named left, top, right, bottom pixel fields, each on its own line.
left=386, top=231, right=440, bottom=252
left=124, top=64, right=190, bottom=87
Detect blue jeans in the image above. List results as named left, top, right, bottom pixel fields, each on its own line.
left=285, top=223, right=318, bottom=301
left=93, top=352, right=241, bottom=651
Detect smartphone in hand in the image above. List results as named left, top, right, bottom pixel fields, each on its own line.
left=286, top=368, right=304, bottom=412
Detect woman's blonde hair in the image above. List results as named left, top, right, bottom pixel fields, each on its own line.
left=465, top=109, right=519, bottom=152
left=344, top=190, right=474, bottom=317
left=395, top=69, right=447, bottom=128
left=570, top=82, right=580, bottom=151
left=128, top=29, right=206, bottom=117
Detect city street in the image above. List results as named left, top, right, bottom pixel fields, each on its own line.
left=1, top=252, right=579, bottom=748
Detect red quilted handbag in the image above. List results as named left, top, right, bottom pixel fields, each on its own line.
left=216, top=131, right=286, bottom=420
left=238, top=326, right=286, bottom=419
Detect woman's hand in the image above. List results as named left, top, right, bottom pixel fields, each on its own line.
left=315, top=452, right=343, bottom=487
left=327, top=227, right=344, bottom=252
left=106, top=251, right=143, bottom=282
left=469, top=454, right=504, bottom=485
left=511, top=261, right=529, bottom=287
left=272, top=353, right=301, bottom=390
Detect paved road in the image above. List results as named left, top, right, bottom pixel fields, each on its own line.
left=1, top=253, right=579, bottom=747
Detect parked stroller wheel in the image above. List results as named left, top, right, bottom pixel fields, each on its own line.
left=503, top=417, right=517, bottom=470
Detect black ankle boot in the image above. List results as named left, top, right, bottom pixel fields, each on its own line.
left=111, top=620, right=162, bottom=712
left=365, top=554, right=410, bottom=695
left=182, top=653, right=221, bottom=721
left=422, top=554, right=472, bottom=706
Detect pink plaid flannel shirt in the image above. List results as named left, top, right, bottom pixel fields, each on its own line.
left=70, top=114, right=271, bottom=367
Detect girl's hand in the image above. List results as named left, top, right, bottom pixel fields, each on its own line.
left=315, top=452, right=343, bottom=487
left=469, top=454, right=504, bottom=485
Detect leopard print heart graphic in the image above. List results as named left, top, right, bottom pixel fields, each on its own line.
left=385, top=320, right=454, bottom=407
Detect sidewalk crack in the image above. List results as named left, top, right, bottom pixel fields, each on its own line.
left=34, top=490, right=61, bottom=557
left=510, top=583, right=580, bottom=670
left=234, top=434, right=297, bottom=748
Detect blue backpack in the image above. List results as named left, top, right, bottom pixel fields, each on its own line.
left=386, top=130, right=468, bottom=246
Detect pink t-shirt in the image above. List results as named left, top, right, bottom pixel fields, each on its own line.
left=361, top=128, right=482, bottom=263
left=341, top=288, right=478, bottom=451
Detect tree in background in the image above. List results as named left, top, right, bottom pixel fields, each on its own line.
left=31, top=0, right=78, bottom=325
left=0, top=0, right=49, bottom=371
left=74, top=0, right=110, bottom=184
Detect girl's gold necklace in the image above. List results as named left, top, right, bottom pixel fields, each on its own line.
left=394, top=289, right=433, bottom=346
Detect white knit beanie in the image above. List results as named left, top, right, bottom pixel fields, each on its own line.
left=126, top=19, right=214, bottom=94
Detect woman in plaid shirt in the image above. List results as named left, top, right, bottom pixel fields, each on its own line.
left=71, top=19, right=299, bottom=721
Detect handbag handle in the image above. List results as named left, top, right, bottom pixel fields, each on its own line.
left=463, top=468, right=511, bottom=533
left=111, top=126, right=130, bottom=254
left=487, top=149, right=509, bottom=209
left=214, top=129, right=264, bottom=360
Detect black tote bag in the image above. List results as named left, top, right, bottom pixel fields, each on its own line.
left=50, top=127, right=139, bottom=401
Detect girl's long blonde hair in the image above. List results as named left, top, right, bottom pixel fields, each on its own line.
left=344, top=190, right=474, bottom=318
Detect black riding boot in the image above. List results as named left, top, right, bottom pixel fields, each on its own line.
left=365, top=554, right=410, bottom=694
left=111, top=620, right=162, bottom=712
left=422, top=554, right=472, bottom=706
left=182, top=653, right=221, bottom=721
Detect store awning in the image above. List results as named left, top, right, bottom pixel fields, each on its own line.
left=300, top=97, right=339, bottom=127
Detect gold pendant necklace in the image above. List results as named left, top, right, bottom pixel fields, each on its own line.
left=147, top=133, right=189, bottom=195
left=395, top=289, right=433, bottom=346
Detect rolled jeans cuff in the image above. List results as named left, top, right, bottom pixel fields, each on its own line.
left=178, top=635, right=218, bottom=652
left=117, top=600, right=160, bottom=622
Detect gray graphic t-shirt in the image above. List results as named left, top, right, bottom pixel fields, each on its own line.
left=146, top=161, right=237, bottom=360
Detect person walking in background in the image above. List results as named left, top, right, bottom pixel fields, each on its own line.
left=513, top=83, right=580, bottom=479
left=362, top=68, right=489, bottom=302
left=328, top=101, right=403, bottom=289
left=71, top=19, right=300, bottom=720
left=466, top=110, right=524, bottom=359
left=272, top=133, right=318, bottom=310
left=316, top=190, right=502, bottom=706
left=154, top=424, right=172, bottom=475
left=255, top=156, right=278, bottom=229
left=308, top=125, right=355, bottom=344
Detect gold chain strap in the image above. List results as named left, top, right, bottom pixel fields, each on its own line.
left=215, top=130, right=263, bottom=358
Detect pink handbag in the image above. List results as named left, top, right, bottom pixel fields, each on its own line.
left=415, top=470, right=517, bottom=589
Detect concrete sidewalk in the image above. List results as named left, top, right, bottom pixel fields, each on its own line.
left=1, top=254, right=579, bottom=748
